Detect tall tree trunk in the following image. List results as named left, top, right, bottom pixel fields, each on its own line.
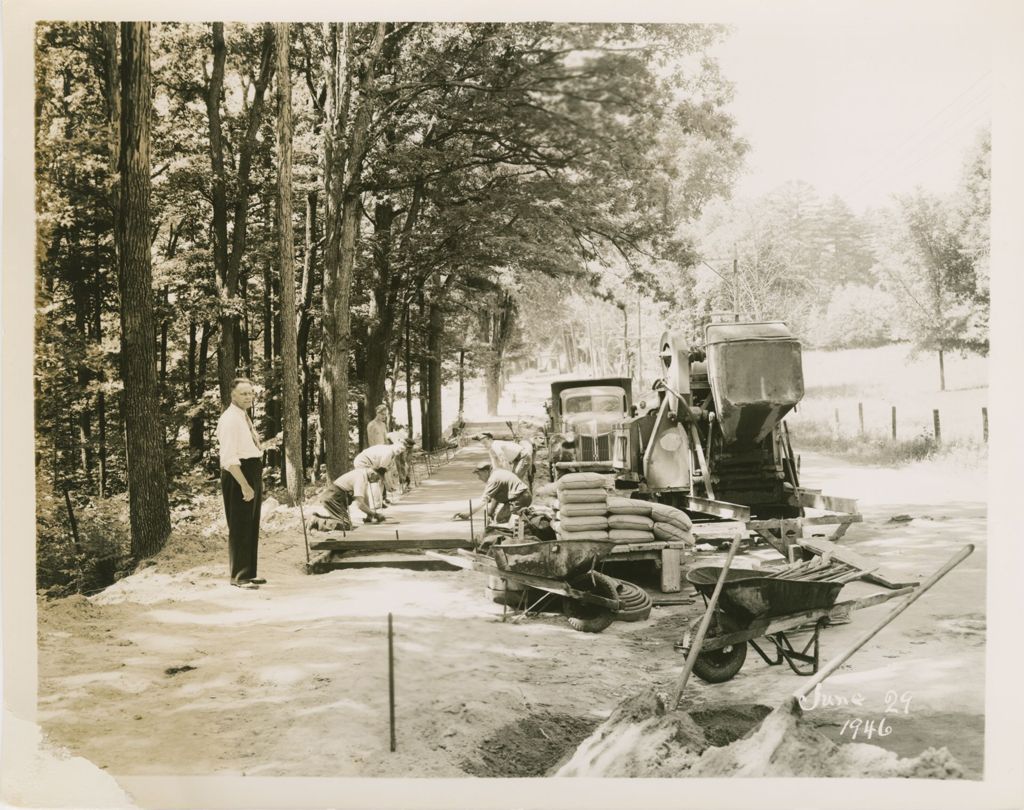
left=485, top=293, right=515, bottom=416
left=938, top=347, right=946, bottom=392
left=208, top=22, right=276, bottom=405
left=298, top=190, right=318, bottom=472
left=276, top=22, right=304, bottom=503
left=320, top=22, right=387, bottom=479
left=116, top=22, right=170, bottom=558
left=404, top=304, right=413, bottom=431
left=458, top=348, right=465, bottom=418
left=189, top=321, right=211, bottom=457
left=97, top=392, right=107, bottom=497
left=426, top=300, right=444, bottom=450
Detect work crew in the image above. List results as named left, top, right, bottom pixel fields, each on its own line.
left=216, top=378, right=280, bottom=590
left=320, top=467, right=387, bottom=527
left=475, top=432, right=534, bottom=487
left=454, top=462, right=533, bottom=524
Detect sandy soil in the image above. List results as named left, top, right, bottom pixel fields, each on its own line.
left=35, top=444, right=987, bottom=782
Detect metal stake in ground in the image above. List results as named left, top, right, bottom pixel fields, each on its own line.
left=388, top=612, right=396, bottom=752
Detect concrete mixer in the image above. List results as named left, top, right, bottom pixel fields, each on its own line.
left=612, top=320, right=859, bottom=553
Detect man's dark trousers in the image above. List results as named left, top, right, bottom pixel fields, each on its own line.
left=222, top=457, right=263, bottom=583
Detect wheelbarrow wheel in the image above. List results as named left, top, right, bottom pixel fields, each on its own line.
left=692, top=641, right=747, bottom=683
left=563, top=571, right=617, bottom=633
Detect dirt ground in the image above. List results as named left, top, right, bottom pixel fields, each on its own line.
left=35, top=444, right=987, bottom=783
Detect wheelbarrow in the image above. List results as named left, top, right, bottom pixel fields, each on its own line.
left=426, top=533, right=632, bottom=632
left=677, top=566, right=917, bottom=683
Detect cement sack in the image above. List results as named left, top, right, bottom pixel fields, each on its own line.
left=558, top=514, right=610, bottom=532
left=555, top=502, right=609, bottom=518
left=650, top=502, right=693, bottom=531
left=653, top=522, right=693, bottom=544
left=552, top=523, right=610, bottom=541
left=606, top=496, right=653, bottom=517
left=608, top=514, right=654, bottom=531
left=609, top=529, right=657, bottom=543
left=555, top=472, right=607, bottom=490
left=558, top=488, right=609, bottom=504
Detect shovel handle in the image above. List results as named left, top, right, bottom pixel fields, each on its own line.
left=793, top=543, right=974, bottom=702
left=670, top=533, right=744, bottom=709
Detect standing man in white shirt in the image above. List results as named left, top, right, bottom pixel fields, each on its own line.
left=216, top=378, right=279, bottom=590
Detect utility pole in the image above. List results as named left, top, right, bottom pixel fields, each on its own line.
left=637, top=297, right=643, bottom=386
left=732, top=243, right=740, bottom=317
left=621, top=304, right=629, bottom=377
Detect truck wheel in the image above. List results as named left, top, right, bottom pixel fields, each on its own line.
left=692, top=642, right=747, bottom=683
left=563, top=571, right=617, bottom=633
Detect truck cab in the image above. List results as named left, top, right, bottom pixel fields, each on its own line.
left=546, top=377, right=632, bottom=479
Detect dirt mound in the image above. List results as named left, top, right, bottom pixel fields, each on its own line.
left=461, top=712, right=599, bottom=777
left=689, top=703, right=773, bottom=747
left=556, top=690, right=966, bottom=779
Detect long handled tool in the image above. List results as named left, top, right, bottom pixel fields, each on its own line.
left=789, top=543, right=974, bottom=707
left=691, top=543, right=976, bottom=778
left=388, top=612, right=397, bottom=752
left=670, top=534, right=743, bottom=709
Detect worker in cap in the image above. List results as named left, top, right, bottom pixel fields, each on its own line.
left=319, top=467, right=385, bottom=527
left=453, top=461, right=532, bottom=524
left=472, top=432, right=534, bottom=488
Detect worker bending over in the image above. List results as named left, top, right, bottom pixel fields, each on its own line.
left=454, top=462, right=533, bottom=524
left=320, top=467, right=388, bottom=527
left=474, top=432, right=533, bottom=487
left=354, top=439, right=413, bottom=505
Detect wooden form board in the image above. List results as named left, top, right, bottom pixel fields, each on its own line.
left=309, top=536, right=474, bottom=552
left=798, top=537, right=918, bottom=589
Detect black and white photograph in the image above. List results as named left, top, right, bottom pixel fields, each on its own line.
left=3, top=1, right=1023, bottom=808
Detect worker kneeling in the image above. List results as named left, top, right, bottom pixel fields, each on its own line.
left=319, top=467, right=388, bottom=529
left=454, top=461, right=533, bottom=524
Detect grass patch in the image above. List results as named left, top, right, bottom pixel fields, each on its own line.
left=789, top=419, right=987, bottom=467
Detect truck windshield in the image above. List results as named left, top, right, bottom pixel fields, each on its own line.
left=564, top=394, right=624, bottom=414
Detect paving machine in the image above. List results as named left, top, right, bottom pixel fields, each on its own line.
left=612, top=320, right=859, bottom=553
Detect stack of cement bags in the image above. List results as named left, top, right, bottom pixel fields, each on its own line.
left=606, top=496, right=694, bottom=545
left=552, top=472, right=609, bottom=540
left=550, top=473, right=694, bottom=546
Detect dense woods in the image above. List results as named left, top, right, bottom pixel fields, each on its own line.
left=35, top=21, right=748, bottom=578
left=34, top=21, right=988, bottom=590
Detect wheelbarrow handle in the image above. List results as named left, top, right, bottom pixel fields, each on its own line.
left=670, top=533, right=744, bottom=709
left=792, top=543, right=974, bottom=703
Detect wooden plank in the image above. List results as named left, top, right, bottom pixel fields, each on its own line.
left=310, top=536, right=474, bottom=552
left=799, top=537, right=917, bottom=589
left=610, top=541, right=689, bottom=553
left=800, top=514, right=863, bottom=527
left=691, top=521, right=748, bottom=540
left=661, top=548, right=683, bottom=593
left=604, top=550, right=660, bottom=562
left=796, top=489, right=859, bottom=514
left=798, top=537, right=878, bottom=572
left=685, top=496, right=751, bottom=521
left=315, top=553, right=462, bottom=571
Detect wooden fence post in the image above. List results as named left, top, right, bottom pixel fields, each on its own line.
left=858, top=402, right=864, bottom=436
left=891, top=406, right=897, bottom=441
left=933, top=409, right=941, bottom=443
left=834, top=408, right=840, bottom=436
left=982, top=407, right=988, bottom=443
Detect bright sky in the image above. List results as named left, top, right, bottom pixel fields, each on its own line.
left=713, top=17, right=993, bottom=212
